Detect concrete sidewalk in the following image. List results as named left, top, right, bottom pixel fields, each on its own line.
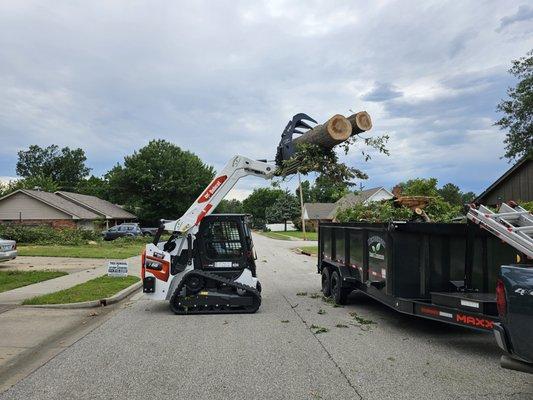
left=0, top=256, right=140, bottom=305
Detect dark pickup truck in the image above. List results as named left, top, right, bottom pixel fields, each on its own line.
left=494, top=264, right=533, bottom=374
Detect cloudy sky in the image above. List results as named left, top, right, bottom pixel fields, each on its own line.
left=0, top=1, right=532, bottom=200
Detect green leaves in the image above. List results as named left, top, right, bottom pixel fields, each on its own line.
left=495, top=50, right=533, bottom=161
left=106, top=139, right=215, bottom=220
left=265, top=191, right=300, bottom=225
left=15, top=145, right=90, bottom=191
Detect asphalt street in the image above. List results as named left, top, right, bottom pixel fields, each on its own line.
left=1, top=234, right=532, bottom=400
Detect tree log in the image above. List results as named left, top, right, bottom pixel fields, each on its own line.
left=292, top=114, right=352, bottom=149
left=346, top=111, right=372, bottom=135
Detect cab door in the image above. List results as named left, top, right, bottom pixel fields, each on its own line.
left=196, top=217, right=246, bottom=273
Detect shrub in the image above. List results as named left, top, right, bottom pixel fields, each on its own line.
left=0, top=224, right=100, bottom=245
left=519, top=201, right=533, bottom=212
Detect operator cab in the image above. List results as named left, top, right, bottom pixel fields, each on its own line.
left=194, top=214, right=257, bottom=280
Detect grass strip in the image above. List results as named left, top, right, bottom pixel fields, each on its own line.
left=23, top=275, right=139, bottom=305
left=299, top=246, right=318, bottom=255
left=0, top=270, right=68, bottom=293
left=18, top=242, right=145, bottom=259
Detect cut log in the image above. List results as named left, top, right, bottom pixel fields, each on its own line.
left=292, top=114, right=352, bottom=149
left=346, top=111, right=372, bottom=135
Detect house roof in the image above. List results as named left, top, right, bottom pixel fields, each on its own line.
left=303, top=203, right=336, bottom=220
left=474, top=157, right=531, bottom=203
left=55, top=191, right=136, bottom=219
left=10, top=189, right=102, bottom=219
left=328, top=187, right=393, bottom=219
left=335, top=187, right=383, bottom=207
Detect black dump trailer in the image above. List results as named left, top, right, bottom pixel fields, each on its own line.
left=318, top=221, right=520, bottom=332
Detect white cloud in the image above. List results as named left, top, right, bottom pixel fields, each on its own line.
left=0, top=0, right=531, bottom=197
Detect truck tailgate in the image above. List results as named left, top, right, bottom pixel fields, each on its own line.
left=501, top=264, right=533, bottom=363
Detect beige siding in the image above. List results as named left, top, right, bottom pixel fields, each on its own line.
left=0, top=192, right=72, bottom=220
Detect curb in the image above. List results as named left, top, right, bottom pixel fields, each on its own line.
left=24, top=281, right=142, bottom=309
left=296, top=248, right=315, bottom=257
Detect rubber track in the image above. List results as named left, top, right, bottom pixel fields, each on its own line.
left=169, top=270, right=261, bottom=315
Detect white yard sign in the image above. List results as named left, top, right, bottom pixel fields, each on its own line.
left=107, top=261, right=129, bottom=277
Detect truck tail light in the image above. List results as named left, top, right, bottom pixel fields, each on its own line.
left=496, top=279, right=507, bottom=317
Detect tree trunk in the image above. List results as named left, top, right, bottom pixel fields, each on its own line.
left=346, top=111, right=372, bottom=135
left=292, top=114, right=352, bottom=149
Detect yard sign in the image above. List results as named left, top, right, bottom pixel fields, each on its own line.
left=107, top=261, right=129, bottom=277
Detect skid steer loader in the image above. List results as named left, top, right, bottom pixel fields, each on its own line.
left=141, top=114, right=318, bottom=314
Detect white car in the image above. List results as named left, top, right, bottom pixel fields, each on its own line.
left=0, top=238, right=17, bottom=262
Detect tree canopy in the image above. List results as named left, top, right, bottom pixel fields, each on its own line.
left=106, top=139, right=214, bottom=221
left=496, top=50, right=533, bottom=161
left=214, top=199, right=244, bottom=214
left=242, top=187, right=284, bottom=227
left=265, top=191, right=300, bottom=230
left=16, top=145, right=90, bottom=190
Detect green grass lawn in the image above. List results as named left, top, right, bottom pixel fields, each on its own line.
left=0, top=270, right=68, bottom=293
left=299, top=245, right=318, bottom=255
left=259, top=230, right=318, bottom=241
left=279, top=231, right=318, bottom=240
left=259, top=231, right=293, bottom=240
left=18, top=241, right=146, bottom=259
left=23, top=275, right=140, bottom=305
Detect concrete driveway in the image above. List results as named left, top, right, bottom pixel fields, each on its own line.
left=1, top=234, right=532, bottom=399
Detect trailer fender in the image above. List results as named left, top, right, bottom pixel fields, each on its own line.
left=336, top=265, right=359, bottom=289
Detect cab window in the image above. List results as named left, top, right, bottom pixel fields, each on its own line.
left=205, top=221, right=243, bottom=259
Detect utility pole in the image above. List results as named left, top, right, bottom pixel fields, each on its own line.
left=297, top=171, right=307, bottom=241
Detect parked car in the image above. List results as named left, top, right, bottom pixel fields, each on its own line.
left=494, top=264, right=533, bottom=374
left=140, top=227, right=159, bottom=236
left=102, top=223, right=143, bottom=241
left=0, top=238, right=17, bottom=262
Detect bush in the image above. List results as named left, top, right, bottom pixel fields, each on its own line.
left=0, top=224, right=100, bottom=245
left=519, top=201, right=533, bottom=212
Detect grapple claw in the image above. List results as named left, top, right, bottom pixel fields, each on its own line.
left=275, top=113, right=317, bottom=167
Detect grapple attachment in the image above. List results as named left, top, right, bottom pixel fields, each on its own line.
left=275, top=113, right=317, bottom=167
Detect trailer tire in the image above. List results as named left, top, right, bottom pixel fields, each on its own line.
left=321, top=268, right=331, bottom=297
left=331, top=269, right=349, bottom=305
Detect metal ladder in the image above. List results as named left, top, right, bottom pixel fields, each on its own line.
left=467, top=203, right=533, bottom=259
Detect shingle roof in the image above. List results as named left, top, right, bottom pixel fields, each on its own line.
left=328, top=187, right=393, bottom=219
left=335, top=188, right=382, bottom=208
left=20, top=189, right=102, bottom=219
left=56, top=191, right=136, bottom=219
left=303, top=203, right=336, bottom=220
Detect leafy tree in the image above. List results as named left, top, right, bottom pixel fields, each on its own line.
left=76, top=176, right=110, bottom=199
left=214, top=199, right=244, bottom=214
left=106, top=140, right=214, bottom=220
left=438, top=183, right=462, bottom=205
left=496, top=50, right=533, bottom=160
left=397, top=178, right=439, bottom=197
left=461, top=191, right=476, bottom=204
left=265, top=191, right=300, bottom=230
left=308, top=174, right=350, bottom=203
left=0, top=175, right=59, bottom=195
left=16, top=145, right=91, bottom=190
left=242, top=187, right=284, bottom=227
left=295, top=180, right=311, bottom=203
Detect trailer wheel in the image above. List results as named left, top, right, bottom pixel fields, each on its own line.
left=321, top=268, right=331, bottom=297
left=331, top=270, right=349, bottom=305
